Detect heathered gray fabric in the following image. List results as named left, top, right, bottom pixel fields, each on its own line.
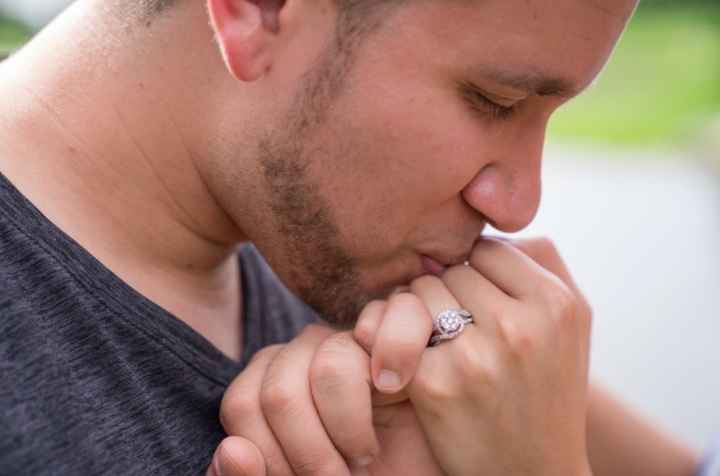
left=0, top=172, right=318, bottom=475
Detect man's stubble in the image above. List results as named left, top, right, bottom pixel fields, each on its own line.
left=256, top=39, right=376, bottom=329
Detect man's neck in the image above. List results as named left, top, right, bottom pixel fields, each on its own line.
left=0, top=1, right=247, bottom=360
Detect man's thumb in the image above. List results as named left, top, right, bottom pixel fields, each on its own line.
left=207, top=437, right=266, bottom=476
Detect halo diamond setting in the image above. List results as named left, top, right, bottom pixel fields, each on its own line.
left=430, top=309, right=474, bottom=346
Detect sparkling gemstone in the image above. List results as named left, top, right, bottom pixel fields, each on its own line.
left=438, top=312, right=462, bottom=333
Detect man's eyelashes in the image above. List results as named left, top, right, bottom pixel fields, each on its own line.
left=459, top=81, right=517, bottom=121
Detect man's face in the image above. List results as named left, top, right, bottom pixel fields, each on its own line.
left=242, top=0, right=636, bottom=326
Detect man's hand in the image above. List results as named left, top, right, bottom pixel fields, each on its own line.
left=213, top=323, right=443, bottom=476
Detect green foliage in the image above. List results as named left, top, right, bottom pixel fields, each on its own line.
left=0, top=15, right=31, bottom=55
left=549, top=3, right=720, bottom=146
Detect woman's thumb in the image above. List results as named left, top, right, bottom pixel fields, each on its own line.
left=207, top=437, right=266, bottom=476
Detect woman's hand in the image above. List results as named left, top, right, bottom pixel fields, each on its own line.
left=357, top=237, right=594, bottom=476
left=212, top=236, right=594, bottom=476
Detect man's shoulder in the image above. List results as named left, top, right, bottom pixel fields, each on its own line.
left=0, top=279, right=55, bottom=356
left=0, top=193, right=86, bottom=311
left=0, top=195, right=53, bottom=285
left=0, top=269, right=35, bottom=322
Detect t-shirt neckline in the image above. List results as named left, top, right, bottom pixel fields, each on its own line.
left=0, top=171, right=254, bottom=386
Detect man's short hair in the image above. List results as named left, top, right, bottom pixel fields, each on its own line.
left=139, top=0, right=404, bottom=47
left=139, top=0, right=399, bottom=16
left=139, top=0, right=175, bottom=17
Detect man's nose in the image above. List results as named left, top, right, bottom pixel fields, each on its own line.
left=461, top=139, right=543, bottom=233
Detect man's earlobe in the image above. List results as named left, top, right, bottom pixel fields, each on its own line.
left=207, top=0, right=283, bottom=82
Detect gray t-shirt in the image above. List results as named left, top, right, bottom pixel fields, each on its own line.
left=0, top=172, right=318, bottom=475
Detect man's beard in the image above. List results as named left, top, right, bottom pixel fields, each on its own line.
left=257, top=133, right=373, bottom=329
left=254, top=44, right=380, bottom=329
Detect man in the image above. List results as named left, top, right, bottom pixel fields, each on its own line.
left=0, top=0, right=701, bottom=475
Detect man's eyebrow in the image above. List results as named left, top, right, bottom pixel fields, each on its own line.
left=475, top=66, right=581, bottom=98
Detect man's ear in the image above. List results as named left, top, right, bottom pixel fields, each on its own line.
left=207, top=0, right=284, bottom=82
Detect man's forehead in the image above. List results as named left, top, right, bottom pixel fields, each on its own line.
left=486, top=0, right=637, bottom=19
left=453, top=0, right=636, bottom=89
left=372, top=0, right=635, bottom=96
left=587, top=0, right=639, bottom=18
left=446, top=0, right=637, bottom=26
left=416, top=0, right=636, bottom=41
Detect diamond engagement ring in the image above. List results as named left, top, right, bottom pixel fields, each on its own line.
left=429, top=309, right=474, bottom=346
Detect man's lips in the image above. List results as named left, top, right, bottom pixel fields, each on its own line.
left=421, top=255, right=448, bottom=277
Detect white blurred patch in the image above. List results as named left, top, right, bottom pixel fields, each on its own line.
left=498, top=143, right=720, bottom=451
left=0, top=0, right=74, bottom=29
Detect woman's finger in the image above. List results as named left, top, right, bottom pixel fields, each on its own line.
left=369, top=292, right=434, bottom=394
left=469, top=238, right=554, bottom=300
left=408, top=268, right=504, bottom=408
left=440, top=264, right=510, bottom=336
left=512, top=238, right=576, bottom=286
left=510, top=237, right=592, bottom=340
left=310, top=332, right=380, bottom=469
left=409, top=275, right=463, bottom=325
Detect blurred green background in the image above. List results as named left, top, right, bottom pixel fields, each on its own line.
left=1, top=0, right=719, bottom=149
left=0, top=14, right=29, bottom=55
left=549, top=0, right=720, bottom=148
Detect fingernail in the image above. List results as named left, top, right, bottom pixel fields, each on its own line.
left=376, top=369, right=401, bottom=392
left=352, top=455, right=375, bottom=468
left=390, top=286, right=410, bottom=296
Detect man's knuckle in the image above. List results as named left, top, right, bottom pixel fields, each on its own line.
left=354, top=303, right=383, bottom=343
left=317, top=333, right=355, bottom=362
left=352, top=323, right=372, bottom=347
left=260, top=379, right=296, bottom=415
left=310, top=352, right=344, bottom=380
left=221, top=392, right=256, bottom=421
left=309, top=359, right=348, bottom=398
